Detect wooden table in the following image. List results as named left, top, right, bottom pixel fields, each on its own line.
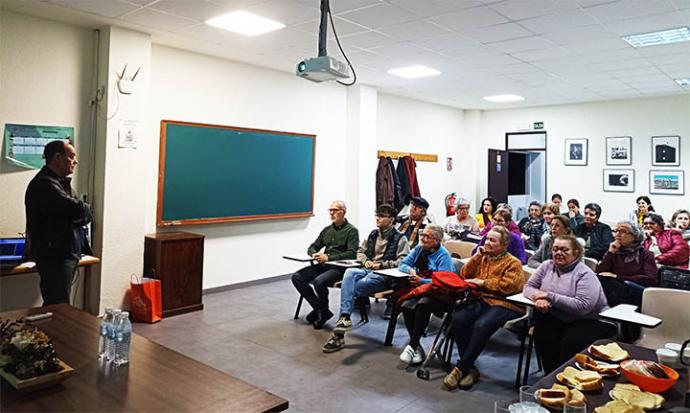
left=0, top=305, right=288, bottom=412
left=529, top=339, right=689, bottom=411
left=0, top=255, right=100, bottom=277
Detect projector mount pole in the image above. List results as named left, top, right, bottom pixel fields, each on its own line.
left=318, top=0, right=329, bottom=57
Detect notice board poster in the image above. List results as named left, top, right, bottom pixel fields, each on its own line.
left=4, top=124, right=74, bottom=169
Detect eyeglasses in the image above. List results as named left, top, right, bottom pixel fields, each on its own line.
left=616, top=228, right=632, bottom=235
left=457, top=206, right=470, bottom=210
left=328, top=208, right=343, bottom=213
left=642, top=221, right=654, bottom=226
left=375, top=214, right=393, bottom=219
left=552, top=247, right=572, bottom=253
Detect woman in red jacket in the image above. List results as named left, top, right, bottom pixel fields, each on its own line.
left=642, top=213, right=690, bottom=268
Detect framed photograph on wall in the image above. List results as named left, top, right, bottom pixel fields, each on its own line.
left=564, top=138, right=588, bottom=166
left=649, top=170, right=685, bottom=195
left=606, top=136, right=632, bottom=165
left=651, top=135, right=680, bottom=166
left=603, top=169, right=635, bottom=192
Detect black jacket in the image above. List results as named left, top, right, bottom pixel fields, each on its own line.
left=575, top=221, right=614, bottom=261
left=24, top=167, right=92, bottom=260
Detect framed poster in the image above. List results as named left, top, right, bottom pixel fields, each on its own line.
left=606, top=136, right=632, bottom=165
left=649, top=170, right=684, bottom=195
left=603, top=169, right=634, bottom=192
left=651, top=135, right=680, bottom=166
left=564, top=138, right=588, bottom=166
left=4, top=124, right=74, bottom=169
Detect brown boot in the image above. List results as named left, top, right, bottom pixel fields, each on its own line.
left=442, top=366, right=462, bottom=391
left=458, top=367, right=480, bottom=390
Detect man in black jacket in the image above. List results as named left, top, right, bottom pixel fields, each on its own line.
left=574, top=202, right=614, bottom=261
left=25, top=140, right=92, bottom=305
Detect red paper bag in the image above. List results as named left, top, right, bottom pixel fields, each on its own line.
left=130, top=276, right=162, bottom=323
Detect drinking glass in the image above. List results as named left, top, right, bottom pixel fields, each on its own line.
left=519, top=385, right=538, bottom=403
left=494, top=400, right=511, bottom=413
left=563, top=401, right=587, bottom=413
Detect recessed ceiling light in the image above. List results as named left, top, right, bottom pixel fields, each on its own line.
left=675, top=78, right=690, bottom=87
left=621, top=26, right=690, bottom=48
left=387, top=65, right=441, bottom=79
left=206, top=11, right=285, bottom=37
left=483, top=94, right=525, bottom=103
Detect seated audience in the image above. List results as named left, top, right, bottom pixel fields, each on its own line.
left=322, top=204, right=409, bottom=353
left=669, top=209, right=690, bottom=241
left=628, top=196, right=654, bottom=226
left=551, top=193, right=563, bottom=213
left=524, top=235, right=615, bottom=374
left=397, top=225, right=455, bottom=365
left=291, top=200, right=359, bottom=329
left=541, top=202, right=560, bottom=236
left=398, top=196, right=433, bottom=248
left=566, top=198, right=584, bottom=229
left=474, top=209, right=526, bottom=264
left=445, top=197, right=480, bottom=239
left=442, top=226, right=525, bottom=391
left=642, top=213, right=690, bottom=268
left=480, top=203, right=521, bottom=236
left=574, top=203, right=614, bottom=260
left=596, top=221, right=658, bottom=307
left=475, top=197, right=497, bottom=229
left=518, top=201, right=545, bottom=250
left=528, top=215, right=572, bottom=268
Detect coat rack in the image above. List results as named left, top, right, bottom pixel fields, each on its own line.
left=377, top=150, right=438, bottom=163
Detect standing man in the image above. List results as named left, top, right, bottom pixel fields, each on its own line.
left=398, top=196, right=433, bottom=248
left=25, top=140, right=92, bottom=306
left=322, top=204, right=409, bottom=353
left=292, top=200, right=359, bottom=329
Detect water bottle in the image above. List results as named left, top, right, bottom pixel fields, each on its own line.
left=98, top=307, right=113, bottom=359
left=107, top=309, right=122, bottom=362
left=114, top=311, right=132, bottom=366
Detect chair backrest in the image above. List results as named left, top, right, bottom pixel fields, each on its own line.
left=444, top=240, right=475, bottom=259
left=637, top=287, right=690, bottom=349
left=583, top=257, right=598, bottom=272
left=452, top=257, right=464, bottom=275
left=524, top=249, right=535, bottom=261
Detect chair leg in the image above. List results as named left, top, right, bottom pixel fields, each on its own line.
left=293, top=295, right=304, bottom=320
left=384, top=306, right=399, bottom=346
left=359, top=302, right=369, bottom=323
left=515, top=332, right=527, bottom=388
left=536, top=351, right=543, bottom=373
left=522, top=330, right=535, bottom=386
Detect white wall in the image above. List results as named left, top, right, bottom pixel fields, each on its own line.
left=151, top=44, right=350, bottom=290
left=478, top=95, right=690, bottom=224
left=376, top=94, right=467, bottom=226
left=0, top=10, right=94, bottom=310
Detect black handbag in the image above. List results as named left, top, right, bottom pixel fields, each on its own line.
left=659, top=266, right=690, bottom=291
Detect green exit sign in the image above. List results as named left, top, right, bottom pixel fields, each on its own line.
left=533, top=122, right=544, bottom=129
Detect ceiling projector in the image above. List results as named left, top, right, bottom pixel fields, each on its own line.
left=296, top=56, right=350, bottom=83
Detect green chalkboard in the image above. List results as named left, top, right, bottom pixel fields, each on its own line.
left=157, top=120, right=315, bottom=226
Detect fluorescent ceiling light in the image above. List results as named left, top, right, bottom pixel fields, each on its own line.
left=483, top=94, right=525, bottom=103
left=387, top=65, right=441, bottom=79
left=206, top=11, right=285, bottom=36
left=675, top=78, right=690, bottom=87
left=621, top=26, right=690, bottom=48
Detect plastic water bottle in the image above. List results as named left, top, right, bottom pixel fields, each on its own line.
left=106, top=309, right=122, bottom=362
left=114, top=311, right=132, bottom=366
left=98, top=307, right=113, bottom=359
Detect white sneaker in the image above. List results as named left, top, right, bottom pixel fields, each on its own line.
left=399, top=345, right=416, bottom=364
left=411, top=347, right=425, bottom=365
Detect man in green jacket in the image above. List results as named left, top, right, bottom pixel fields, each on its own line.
left=291, top=200, right=359, bottom=329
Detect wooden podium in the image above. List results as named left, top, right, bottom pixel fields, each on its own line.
left=143, top=232, right=204, bottom=317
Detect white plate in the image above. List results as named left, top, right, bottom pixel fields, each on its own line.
left=575, top=361, right=620, bottom=377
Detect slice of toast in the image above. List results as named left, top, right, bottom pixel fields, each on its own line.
left=589, top=342, right=629, bottom=362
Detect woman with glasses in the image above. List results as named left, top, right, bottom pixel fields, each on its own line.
left=642, top=213, right=689, bottom=268
left=523, top=235, right=614, bottom=373
left=527, top=215, right=573, bottom=269
left=445, top=197, right=480, bottom=239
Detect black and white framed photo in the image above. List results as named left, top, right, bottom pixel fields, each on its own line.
left=603, top=169, right=635, bottom=192
left=651, top=135, right=680, bottom=166
left=564, top=138, right=588, bottom=166
left=649, top=170, right=685, bottom=195
left=605, top=136, right=632, bottom=165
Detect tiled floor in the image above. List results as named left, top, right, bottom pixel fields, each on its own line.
left=133, top=279, right=541, bottom=412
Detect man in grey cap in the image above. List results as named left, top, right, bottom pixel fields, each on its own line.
left=397, top=196, right=433, bottom=249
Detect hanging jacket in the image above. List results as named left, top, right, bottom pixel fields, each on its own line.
left=387, top=157, right=404, bottom=211
left=396, top=157, right=411, bottom=205
left=404, top=156, right=421, bottom=197
left=376, top=157, right=395, bottom=207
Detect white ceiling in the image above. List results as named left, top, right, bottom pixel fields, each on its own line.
left=4, top=0, right=690, bottom=109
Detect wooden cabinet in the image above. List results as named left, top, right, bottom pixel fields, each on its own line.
left=143, top=232, right=204, bottom=317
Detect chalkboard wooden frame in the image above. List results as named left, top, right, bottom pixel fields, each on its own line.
left=157, top=120, right=316, bottom=226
